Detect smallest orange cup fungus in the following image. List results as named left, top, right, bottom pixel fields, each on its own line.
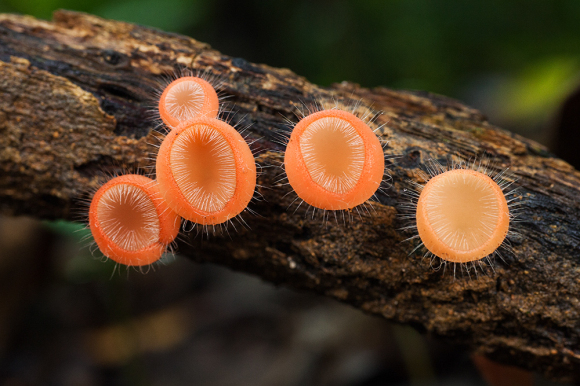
left=156, top=117, right=257, bottom=225
left=89, top=175, right=181, bottom=266
left=158, top=76, right=219, bottom=128
left=284, top=109, right=384, bottom=210
left=416, top=169, right=510, bottom=263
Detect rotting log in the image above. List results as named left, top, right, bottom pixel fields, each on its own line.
left=1, top=10, right=580, bottom=383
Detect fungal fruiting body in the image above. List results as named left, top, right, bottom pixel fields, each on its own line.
left=89, top=175, right=180, bottom=266
left=415, top=168, right=510, bottom=263
left=284, top=109, right=384, bottom=210
left=158, top=76, right=219, bottom=128
left=156, top=117, right=256, bottom=225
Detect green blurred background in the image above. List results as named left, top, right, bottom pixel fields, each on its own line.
left=1, top=1, right=579, bottom=385
left=3, top=0, right=580, bottom=145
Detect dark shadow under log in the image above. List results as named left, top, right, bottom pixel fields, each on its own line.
left=1, top=10, right=580, bottom=382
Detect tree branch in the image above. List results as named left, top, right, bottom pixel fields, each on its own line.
left=1, top=10, right=580, bottom=382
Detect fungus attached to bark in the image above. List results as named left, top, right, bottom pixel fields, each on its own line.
left=156, top=117, right=256, bottom=225
left=284, top=109, right=385, bottom=210
left=158, top=76, right=219, bottom=128
left=416, top=168, right=510, bottom=263
left=89, top=175, right=181, bottom=266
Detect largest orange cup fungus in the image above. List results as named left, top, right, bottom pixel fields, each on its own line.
left=156, top=117, right=257, bottom=225
left=89, top=175, right=181, bottom=266
left=284, top=109, right=385, bottom=210
left=416, top=169, right=510, bottom=263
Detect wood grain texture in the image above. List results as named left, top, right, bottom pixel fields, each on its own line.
left=1, top=10, right=580, bottom=382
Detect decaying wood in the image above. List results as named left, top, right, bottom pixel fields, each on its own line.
left=2, top=10, right=580, bottom=382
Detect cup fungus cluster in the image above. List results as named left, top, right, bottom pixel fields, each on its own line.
left=89, top=71, right=515, bottom=272
left=89, top=75, right=256, bottom=266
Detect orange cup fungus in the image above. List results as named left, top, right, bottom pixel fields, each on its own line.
left=284, top=109, right=384, bottom=210
left=158, top=76, right=219, bottom=128
left=415, top=169, right=510, bottom=263
left=156, top=117, right=257, bottom=225
left=89, top=174, right=181, bottom=266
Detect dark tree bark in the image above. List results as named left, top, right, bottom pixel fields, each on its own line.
left=1, top=10, right=580, bottom=382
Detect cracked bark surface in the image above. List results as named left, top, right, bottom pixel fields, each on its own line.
left=1, top=10, right=580, bottom=382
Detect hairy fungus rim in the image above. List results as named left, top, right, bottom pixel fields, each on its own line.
left=416, top=169, right=510, bottom=263
left=156, top=117, right=257, bottom=225
left=89, top=174, right=180, bottom=266
left=158, top=76, right=220, bottom=128
left=284, top=109, right=384, bottom=210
